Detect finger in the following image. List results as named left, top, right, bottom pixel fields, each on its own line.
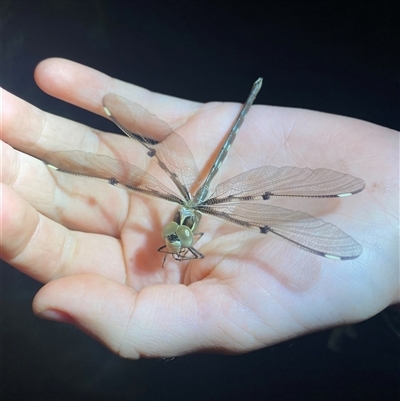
left=1, top=140, right=132, bottom=233
left=33, top=274, right=250, bottom=358
left=0, top=183, right=125, bottom=283
left=0, top=86, right=164, bottom=195
left=1, top=87, right=157, bottom=175
left=34, top=58, right=201, bottom=125
left=1, top=87, right=102, bottom=157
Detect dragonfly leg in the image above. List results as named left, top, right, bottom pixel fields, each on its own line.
left=174, top=232, right=205, bottom=260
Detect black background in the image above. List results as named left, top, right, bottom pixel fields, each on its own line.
left=2, top=1, right=399, bottom=400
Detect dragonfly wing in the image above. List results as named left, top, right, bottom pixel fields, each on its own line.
left=103, top=93, right=200, bottom=199
left=210, top=166, right=365, bottom=201
left=198, top=202, right=362, bottom=259
left=103, top=93, right=170, bottom=144
left=44, top=150, right=183, bottom=204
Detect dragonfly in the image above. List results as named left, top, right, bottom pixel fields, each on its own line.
left=44, top=78, right=365, bottom=262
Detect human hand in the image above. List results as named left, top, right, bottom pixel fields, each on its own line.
left=1, top=58, right=398, bottom=358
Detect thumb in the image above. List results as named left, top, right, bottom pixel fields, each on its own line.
left=32, top=274, right=206, bottom=358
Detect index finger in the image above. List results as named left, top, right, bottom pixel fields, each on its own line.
left=34, top=58, right=201, bottom=126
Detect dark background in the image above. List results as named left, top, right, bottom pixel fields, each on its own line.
left=2, top=1, right=399, bottom=400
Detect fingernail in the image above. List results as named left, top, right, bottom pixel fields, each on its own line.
left=37, top=308, right=75, bottom=324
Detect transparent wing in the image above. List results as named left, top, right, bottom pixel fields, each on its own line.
left=208, top=165, right=365, bottom=202
left=103, top=93, right=200, bottom=200
left=198, top=202, right=362, bottom=260
left=44, top=150, right=183, bottom=204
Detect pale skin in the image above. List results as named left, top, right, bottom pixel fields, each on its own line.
left=1, top=58, right=399, bottom=359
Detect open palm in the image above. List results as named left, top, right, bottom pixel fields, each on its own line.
left=1, top=58, right=398, bottom=358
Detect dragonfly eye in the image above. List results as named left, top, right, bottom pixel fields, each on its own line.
left=162, top=221, right=193, bottom=250
left=176, top=225, right=194, bottom=248
left=162, top=222, right=179, bottom=239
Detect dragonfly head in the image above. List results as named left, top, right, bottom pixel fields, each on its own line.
left=162, top=221, right=194, bottom=254
left=161, top=207, right=202, bottom=254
